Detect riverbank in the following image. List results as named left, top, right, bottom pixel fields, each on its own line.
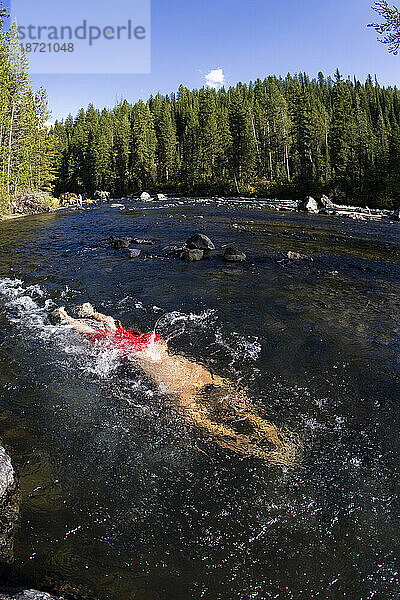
left=2, top=192, right=399, bottom=225
left=0, top=192, right=62, bottom=222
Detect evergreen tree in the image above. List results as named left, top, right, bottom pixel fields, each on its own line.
left=50, top=70, right=400, bottom=208
left=151, top=95, right=178, bottom=183
left=369, top=1, right=400, bottom=54
left=330, top=71, right=357, bottom=200
left=0, top=10, right=54, bottom=212
left=131, top=100, right=157, bottom=188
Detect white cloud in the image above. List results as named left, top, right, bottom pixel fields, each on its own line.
left=205, top=68, right=225, bottom=89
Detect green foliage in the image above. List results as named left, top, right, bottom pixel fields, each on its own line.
left=0, top=8, right=55, bottom=214
left=369, top=1, right=400, bottom=54
left=44, top=195, right=60, bottom=209
left=51, top=72, right=400, bottom=208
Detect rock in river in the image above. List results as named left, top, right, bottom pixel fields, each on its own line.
left=180, top=248, right=204, bottom=261
left=0, top=444, right=19, bottom=563
left=0, top=589, right=58, bottom=600
left=185, top=233, right=215, bottom=251
left=125, top=248, right=141, bottom=259
left=223, top=247, right=246, bottom=262
left=287, top=251, right=312, bottom=261
left=319, top=194, right=334, bottom=210
left=113, top=238, right=131, bottom=250
left=297, top=196, right=319, bottom=214
left=140, top=192, right=152, bottom=201
left=392, top=206, right=400, bottom=220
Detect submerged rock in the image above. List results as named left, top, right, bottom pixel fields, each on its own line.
left=392, top=207, right=400, bottom=220
left=297, top=196, right=319, bottom=213
left=125, top=248, right=141, bottom=259
left=113, top=237, right=131, bottom=250
left=131, top=238, right=155, bottom=245
left=0, top=589, right=58, bottom=600
left=223, top=247, right=246, bottom=262
left=163, top=245, right=184, bottom=256
left=287, top=251, right=312, bottom=261
left=110, top=203, right=125, bottom=209
left=140, top=192, right=152, bottom=201
left=185, top=233, right=215, bottom=251
left=0, top=444, right=19, bottom=563
left=180, top=248, right=204, bottom=261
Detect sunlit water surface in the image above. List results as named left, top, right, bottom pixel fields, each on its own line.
left=0, top=198, right=399, bottom=599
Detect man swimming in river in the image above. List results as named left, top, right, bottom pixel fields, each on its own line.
left=51, top=304, right=299, bottom=465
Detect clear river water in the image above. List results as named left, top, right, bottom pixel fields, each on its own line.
left=0, top=198, right=399, bottom=600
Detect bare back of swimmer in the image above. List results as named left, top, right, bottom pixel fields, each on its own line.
left=51, top=304, right=299, bottom=465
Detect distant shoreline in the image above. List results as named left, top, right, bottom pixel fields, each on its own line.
left=0, top=197, right=398, bottom=225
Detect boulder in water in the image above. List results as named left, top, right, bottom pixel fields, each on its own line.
left=392, top=206, right=400, bottom=220
left=113, top=238, right=131, bottom=250
left=180, top=248, right=204, bottom=261
left=0, top=589, right=58, bottom=600
left=319, top=194, right=334, bottom=210
left=0, top=444, right=19, bottom=563
left=106, top=236, right=120, bottom=244
left=110, top=203, right=125, bottom=209
left=297, top=196, right=319, bottom=213
left=223, top=247, right=246, bottom=262
left=185, top=233, right=215, bottom=251
left=140, top=192, right=152, bottom=201
left=156, top=193, right=167, bottom=200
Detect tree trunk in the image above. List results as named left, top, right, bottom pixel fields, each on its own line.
left=7, top=99, right=16, bottom=196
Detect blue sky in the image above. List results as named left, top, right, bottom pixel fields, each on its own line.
left=9, top=0, right=400, bottom=122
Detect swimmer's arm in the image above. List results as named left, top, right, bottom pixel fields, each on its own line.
left=52, top=307, right=97, bottom=335
left=67, top=320, right=97, bottom=335
left=77, top=303, right=118, bottom=332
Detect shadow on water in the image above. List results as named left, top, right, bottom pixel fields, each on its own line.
left=0, top=200, right=399, bottom=599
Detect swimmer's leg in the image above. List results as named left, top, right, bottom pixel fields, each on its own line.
left=203, top=379, right=286, bottom=448
left=223, top=387, right=302, bottom=464
left=178, top=391, right=298, bottom=465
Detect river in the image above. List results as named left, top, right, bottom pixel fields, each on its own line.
left=0, top=198, right=399, bottom=599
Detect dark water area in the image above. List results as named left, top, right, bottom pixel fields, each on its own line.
left=0, top=198, right=399, bottom=600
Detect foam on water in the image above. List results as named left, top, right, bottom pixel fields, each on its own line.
left=0, top=280, right=261, bottom=385
left=0, top=278, right=125, bottom=379
left=154, top=308, right=216, bottom=343
left=0, top=278, right=54, bottom=333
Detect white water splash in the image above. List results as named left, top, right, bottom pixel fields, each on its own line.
left=0, top=278, right=55, bottom=336
left=0, top=279, right=123, bottom=377
left=154, top=309, right=216, bottom=343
